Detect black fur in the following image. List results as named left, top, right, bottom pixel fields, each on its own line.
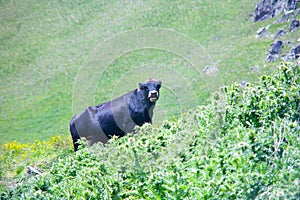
left=70, top=79, right=162, bottom=151
left=70, top=118, right=81, bottom=151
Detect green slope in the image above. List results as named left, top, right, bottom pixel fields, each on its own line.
left=0, top=0, right=289, bottom=144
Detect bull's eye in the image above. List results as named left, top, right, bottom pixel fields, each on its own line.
left=157, top=84, right=161, bottom=89
left=142, top=85, right=148, bottom=90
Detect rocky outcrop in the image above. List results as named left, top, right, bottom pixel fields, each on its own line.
left=274, top=29, right=285, bottom=39
left=290, top=18, right=300, bottom=31
left=294, top=44, right=300, bottom=58
left=254, top=0, right=300, bottom=62
left=284, top=44, right=300, bottom=60
left=267, top=40, right=284, bottom=62
left=254, top=0, right=299, bottom=22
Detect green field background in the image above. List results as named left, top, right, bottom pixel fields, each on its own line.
left=0, top=0, right=290, bottom=145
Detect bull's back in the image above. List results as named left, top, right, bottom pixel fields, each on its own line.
left=95, top=101, right=129, bottom=138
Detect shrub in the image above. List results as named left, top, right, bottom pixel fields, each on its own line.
left=0, top=135, right=72, bottom=190
left=1, top=63, right=299, bottom=199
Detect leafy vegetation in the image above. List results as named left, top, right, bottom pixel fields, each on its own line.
left=0, top=136, right=72, bottom=191
left=1, top=62, right=299, bottom=199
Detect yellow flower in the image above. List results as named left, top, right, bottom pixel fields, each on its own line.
left=2, top=140, right=29, bottom=154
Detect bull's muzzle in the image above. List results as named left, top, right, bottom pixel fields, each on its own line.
left=148, top=90, right=159, bottom=102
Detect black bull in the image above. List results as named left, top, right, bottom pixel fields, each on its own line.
left=70, top=79, right=162, bottom=151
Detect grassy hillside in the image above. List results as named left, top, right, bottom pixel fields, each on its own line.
left=1, top=0, right=299, bottom=198
left=1, top=63, right=299, bottom=199
left=0, top=0, right=287, bottom=145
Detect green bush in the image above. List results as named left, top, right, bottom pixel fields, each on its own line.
left=1, top=63, right=299, bottom=199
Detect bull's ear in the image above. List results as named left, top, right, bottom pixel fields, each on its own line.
left=157, top=80, right=162, bottom=86
left=139, top=82, right=143, bottom=89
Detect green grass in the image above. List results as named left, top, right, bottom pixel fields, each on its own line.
left=0, top=0, right=297, bottom=145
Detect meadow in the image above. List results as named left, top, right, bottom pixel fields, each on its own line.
left=0, top=0, right=287, bottom=144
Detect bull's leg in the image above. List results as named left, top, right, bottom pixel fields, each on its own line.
left=70, top=118, right=81, bottom=151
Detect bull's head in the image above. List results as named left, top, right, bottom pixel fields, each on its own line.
left=139, top=78, right=162, bottom=103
